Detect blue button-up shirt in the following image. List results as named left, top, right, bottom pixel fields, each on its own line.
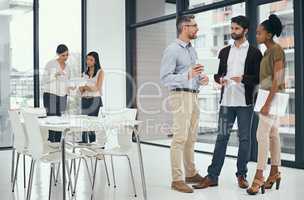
left=160, top=39, right=200, bottom=90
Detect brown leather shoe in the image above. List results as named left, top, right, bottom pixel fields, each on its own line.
left=171, top=181, right=194, bottom=193
left=237, top=176, right=249, bottom=189
left=192, top=176, right=218, bottom=189
left=185, top=173, right=204, bottom=184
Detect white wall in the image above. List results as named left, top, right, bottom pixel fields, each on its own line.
left=0, top=1, right=11, bottom=146
left=87, top=0, right=126, bottom=111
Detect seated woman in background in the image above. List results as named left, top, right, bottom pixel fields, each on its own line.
left=79, top=51, right=104, bottom=143
left=42, top=44, right=72, bottom=142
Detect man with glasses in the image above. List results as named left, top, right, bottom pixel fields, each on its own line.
left=160, top=15, right=209, bottom=193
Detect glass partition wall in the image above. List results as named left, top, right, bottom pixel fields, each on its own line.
left=0, top=0, right=84, bottom=148
left=39, top=0, right=82, bottom=114
left=0, top=0, right=33, bottom=147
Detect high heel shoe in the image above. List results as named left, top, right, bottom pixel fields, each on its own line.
left=265, top=172, right=281, bottom=190
left=247, top=178, right=265, bottom=195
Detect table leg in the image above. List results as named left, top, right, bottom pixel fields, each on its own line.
left=11, top=148, right=15, bottom=183
left=135, top=127, right=147, bottom=200
left=61, top=129, right=67, bottom=200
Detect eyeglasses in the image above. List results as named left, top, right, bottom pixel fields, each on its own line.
left=184, top=24, right=198, bottom=28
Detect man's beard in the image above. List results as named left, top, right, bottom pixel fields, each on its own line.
left=231, top=32, right=244, bottom=40
left=189, top=34, right=197, bottom=40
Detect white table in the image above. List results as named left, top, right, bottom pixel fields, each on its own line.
left=38, top=115, right=147, bottom=200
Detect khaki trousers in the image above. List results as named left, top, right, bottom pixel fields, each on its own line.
left=256, top=114, right=281, bottom=170
left=169, top=91, right=199, bottom=181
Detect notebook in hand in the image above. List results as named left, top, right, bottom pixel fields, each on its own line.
left=254, top=89, right=289, bottom=116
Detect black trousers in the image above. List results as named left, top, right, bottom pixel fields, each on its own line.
left=43, top=92, right=67, bottom=142
left=81, top=96, right=103, bottom=143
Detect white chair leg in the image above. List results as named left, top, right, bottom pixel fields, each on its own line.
left=90, top=157, right=94, bottom=174
left=126, top=155, right=137, bottom=197
left=12, top=152, right=20, bottom=192
left=73, top=159, right=77, bottom=177
left=55, top=163, right=61, bottom=186
left=52, top=164, right=56, bottom=186
left=11, top=149, right=15, bottom=183
left=102, top=155, right=111, bottom=186
left=26, top=159, right=35, bottom=200
left=23, top=155, right=26, bottom=189
left=65, top=161, right=74, bottom=197
left=48, top=164, right=54, bottom=200
left=72, top=145, right=77, bottom=178
left=73, top=158, right=82, bottom=195
left=67, top=160, right=73, bottom=191
left=83, top=158, right=93, bottom=187
left=110, top=156, right=117, bottom=188
left=91, top=158, right=98, bottom=200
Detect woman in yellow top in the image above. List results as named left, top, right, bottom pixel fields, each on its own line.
left=247, top=14, right=285, bottom=195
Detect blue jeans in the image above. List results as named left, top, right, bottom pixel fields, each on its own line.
left=207, top=106, right=253, bottom=183
left=81, top=97, right=102, bottom=143
left=43, top=92, right=67, bottom=143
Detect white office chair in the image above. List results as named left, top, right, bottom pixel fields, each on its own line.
left=55, top=108, right=110, bottom=198
left=10, top=107, right=58, bottom=186
left=21, top=107, right=46, bottom=116
left=84, top=108, right=139, bottom=198
left=69, top=108, right=111, bottom=195
left=21, top=107, right=62, bottom=151
left=9, top=110, right=30, bottom=191
left=22, top=112, right=84, bottom=200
